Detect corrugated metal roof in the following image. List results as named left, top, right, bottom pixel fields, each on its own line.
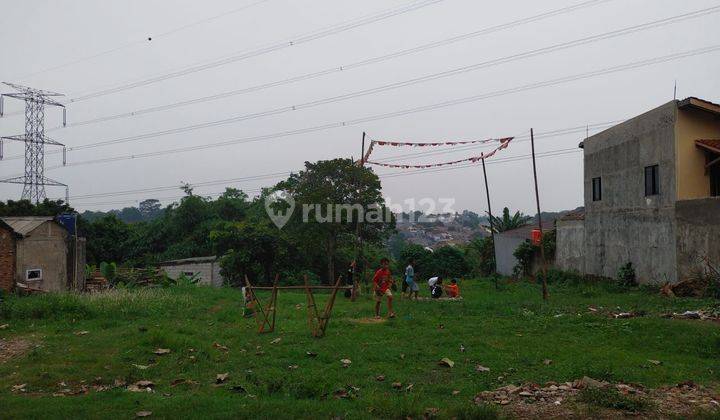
left=0, top=217, right=54, bottom=237
left=158, top=256, right=218, bottom=266
left=696, top=139, right=720, bottom=154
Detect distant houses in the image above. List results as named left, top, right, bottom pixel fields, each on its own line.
left=556, top=97, right=720, bottom=283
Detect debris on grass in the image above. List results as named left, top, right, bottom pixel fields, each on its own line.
left=459, top=344, right=465, bottom=352
left=133, top=364, right=151, bottom=370
left=270, top=337, right=281, bottom=344
left=376, top=375, right=385, bottom=382
left=0, top=324, right=9, bottom=329
left=476, top=365, right=491, bottom=372
left=648, top=359, right=663, bottom=366
left=153, top=348, right=171, bottom=355
left=543, top=359, right=553, bottom=366
left=438, top=357, right=454, bottom=368
left=127, top=381, right=155, bottom=393
left=11, top=383, right=27, bottom=392
left=74, top=331, right=89, bottom=336
left=392, top=382, right=402, bottom=389
left=340, top=358, right=352, bottom=368
left=213, top=342, right=229, bottom=351
left=288, top=365, right=298, bottom=370
left=216, top=373, right=229, bottom=384
left=136, top=411, right=152, bottom=417
left=306, top=351, right=317, bottom=357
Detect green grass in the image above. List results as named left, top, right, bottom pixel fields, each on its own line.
left=1, top=279, right=719, bottom=419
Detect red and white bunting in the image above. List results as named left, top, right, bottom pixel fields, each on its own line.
left=366, top=137, right=513, bottom=169
left=371, top=137, right=513, bottom=147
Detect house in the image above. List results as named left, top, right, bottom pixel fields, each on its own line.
left=0, top=216, right=86, bottom=292
left=493, top=225, right=540, bottom=276
left=158, top=256, right=224, bottom=287
left=556, top=97, right=720, bottom=283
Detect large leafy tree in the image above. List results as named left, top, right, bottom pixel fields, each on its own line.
left=275, top=158, right=395, bottom=283
left=488, top=207, right=532, bottom=233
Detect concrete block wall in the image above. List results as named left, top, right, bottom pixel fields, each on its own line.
left=675, top=197, right=720, bottom=280
left=583, top=101, right=679, bottom=283
left=555, top=219, right=585, bottom=273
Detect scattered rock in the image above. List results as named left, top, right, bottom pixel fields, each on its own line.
left=128, top=381, right=155, bottom=393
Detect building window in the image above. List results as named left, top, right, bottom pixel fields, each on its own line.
left=644, top=165, right=660, bottom=196
left=592, top=177, right=602, bottom=201
left=26, top=269, right=42, bottom=281
left=711, top=163, right=720, bottom=197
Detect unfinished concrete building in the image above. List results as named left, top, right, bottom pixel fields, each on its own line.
left=556, top=97, right=720, bottom=283
left=158, top=256, right=225, bottom=287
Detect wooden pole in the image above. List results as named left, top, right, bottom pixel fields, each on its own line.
left=530, top=128, right=549, bottom=301
left=353, top=132, right=367, bottom=297
left=481, top=157, right=498, bottom=289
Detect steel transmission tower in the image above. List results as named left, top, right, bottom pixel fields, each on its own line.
left=0, top=82, right=67, bottom=203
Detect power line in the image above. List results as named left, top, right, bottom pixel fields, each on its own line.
left=63, top=0, right=445, bottom=103
left=15, top=0, right=276, bottom=82
left=63, top=121, right=611, bottom=202
left=19, top=43, right=718, bottom=169
left=53, top=0, right=615, bottom=128
left=66, top=147, right=582, bottom=208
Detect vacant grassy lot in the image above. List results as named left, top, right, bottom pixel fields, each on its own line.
left=1, top=279, right=719, bottom=419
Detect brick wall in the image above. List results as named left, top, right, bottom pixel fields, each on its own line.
left=0, top=227, right=16, bottom=292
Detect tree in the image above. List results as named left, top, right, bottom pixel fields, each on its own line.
left=84, top=214, right=131, bottom=264
left=138, top=199, right=163, bottom=220
left=275, top=158, right=395, bottom=283
left=488, top=207, right=532, bottom=233
left=211, top=221, right=284, bottom=285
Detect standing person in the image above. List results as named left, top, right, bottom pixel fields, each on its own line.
left=404, top=259, right=419, bottom=300
left=372, top=258, right=396, bottom=319
left=344, top=260, right=356, bottom=299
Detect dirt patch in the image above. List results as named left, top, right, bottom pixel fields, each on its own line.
left=347, top=317, right=387, bottom=324
left=0, top=337, right=34, bottom=363
left=475, top=378, right=720, bottom=419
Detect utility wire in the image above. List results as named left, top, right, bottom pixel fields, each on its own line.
left=62, top=0, right=445, bottom=103
left=63, top=122, right=610, bottom=202
left=18, top=44, right=718, bottom=168
left=52, top=0, right=615, bottom=127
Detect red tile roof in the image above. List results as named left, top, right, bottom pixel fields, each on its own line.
left=696, top=139, right=720, bottom=154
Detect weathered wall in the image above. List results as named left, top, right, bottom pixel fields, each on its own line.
left=494, top=235, right=527, bottom=276
left=675, top=107, right=720, bottom=200
left=15, top=221, right=68, bottom=292
left=161, top=262, right=223, bottom=287
left=675, top=197, right=720, bottom=280
left=583, top=101, right=678, bottom=283
left=0, top=226, right=16, bottom=292
left=555, top=219, right=585, bottom=273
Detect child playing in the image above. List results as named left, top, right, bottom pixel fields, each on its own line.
left=372, top=258, right=396, bottom=319
left=444, top=278, right=460, bottom=298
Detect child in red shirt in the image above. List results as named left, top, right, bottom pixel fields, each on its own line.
left=445, top=279, right=460, bottom=298
left=372, top=258, right=396, bottom=319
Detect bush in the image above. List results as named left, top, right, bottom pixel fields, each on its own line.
left=513, top=241, right=536, bottom=278
left=545, top=268, right=584, bottom=285
left=617, top=262, right=638, bottom=288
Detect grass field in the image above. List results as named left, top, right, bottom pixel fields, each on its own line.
left=1, top=279, right=719, bottom=419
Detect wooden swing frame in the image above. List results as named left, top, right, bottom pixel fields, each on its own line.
left=243, top=273, right=350, bottom=337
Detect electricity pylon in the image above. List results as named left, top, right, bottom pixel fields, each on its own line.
left=0, top=82, right=67, bottom=203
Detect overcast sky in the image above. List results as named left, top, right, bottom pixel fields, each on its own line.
left=1, top=0, right=719, bottom=215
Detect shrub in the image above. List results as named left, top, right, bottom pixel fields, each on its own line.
left=513, top=241, right=536, bottom=278
left=617, top=262, right=638, bottom=288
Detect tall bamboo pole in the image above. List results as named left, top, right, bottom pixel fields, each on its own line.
left=481, top=157, right=498, bottom=289
left=530, top=128, right=549, bottom=301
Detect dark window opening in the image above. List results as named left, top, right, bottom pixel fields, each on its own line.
left=26, top=269, right=42, bottom=281
left=592, top=177, right=602, bottom=201
left=711, top=162, right=720, bottom=197
left=644, top=165, right=660, bottom=196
